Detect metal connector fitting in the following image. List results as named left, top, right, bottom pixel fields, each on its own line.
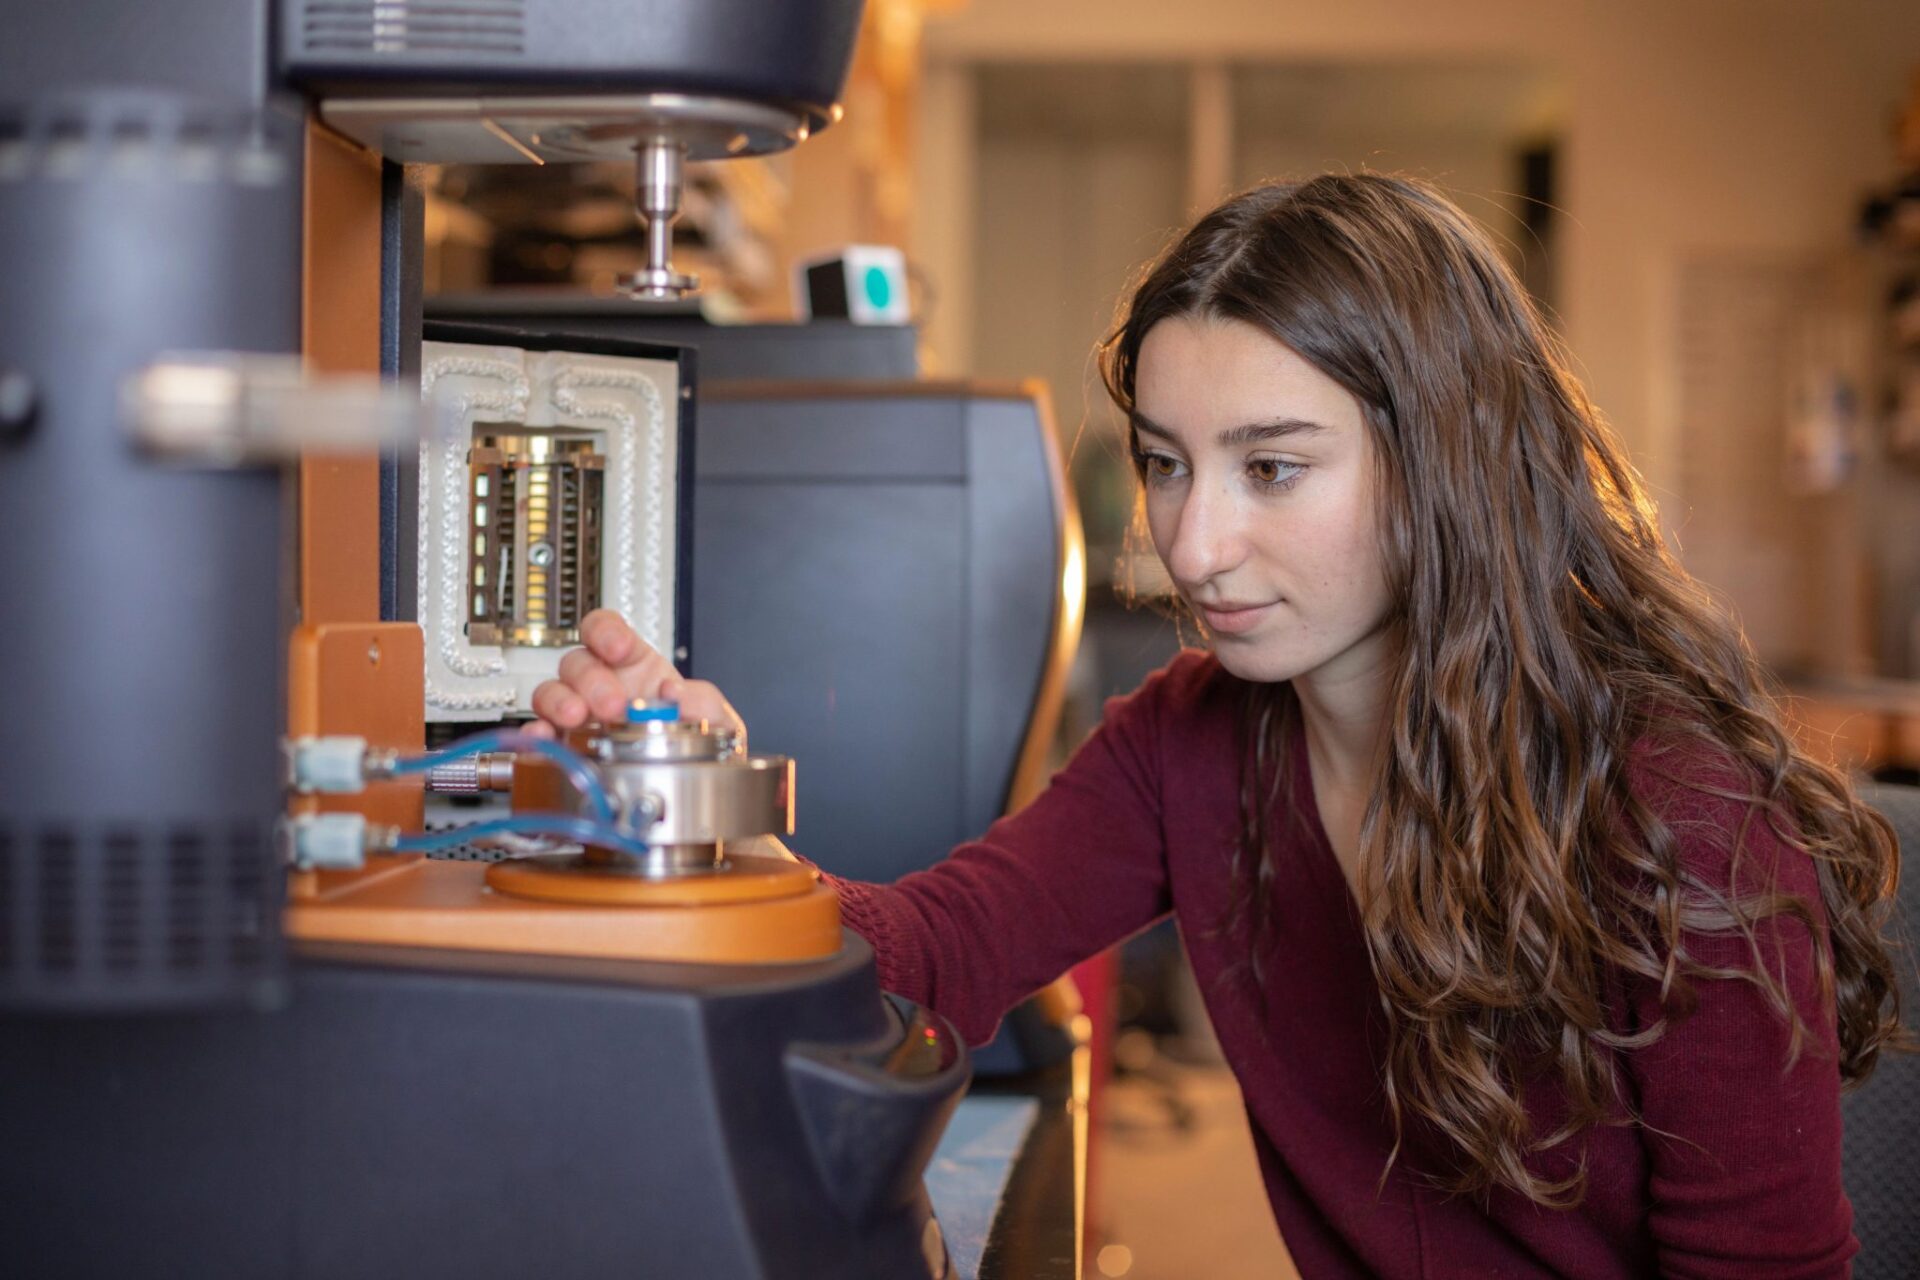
left=423, top=753, right=516, bottom=795
left=286, top=736, right=371, bottom=794
left=360, top=747, right=402, bottom=781
left=286, top=813, right=389, bottom=871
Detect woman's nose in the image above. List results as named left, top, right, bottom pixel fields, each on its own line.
left=1164, top=483, right=1247, bottom=588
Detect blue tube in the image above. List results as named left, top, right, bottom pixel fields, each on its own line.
left=391, top=729, right=617, bottom=825
left=391, top=814, right=653, bottom=860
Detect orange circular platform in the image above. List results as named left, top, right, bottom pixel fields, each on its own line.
left=484, top=851, right=816, bottom=906
left=286, top=854, right=844, bottom=965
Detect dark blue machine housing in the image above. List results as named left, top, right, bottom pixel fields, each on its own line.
left=277, top=0, right=865, bottom=120
left=0, top=90, right=302, bottom=1012
left=0, top=936, right=971, bottom=1280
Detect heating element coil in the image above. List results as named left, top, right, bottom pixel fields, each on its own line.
left=466, top=429, right=605, bottom=648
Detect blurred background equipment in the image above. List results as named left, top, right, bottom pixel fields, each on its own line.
left=799, top=244, right=915, bottom=322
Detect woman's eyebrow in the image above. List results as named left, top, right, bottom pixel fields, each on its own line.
left=1218, top=418, right=1331, bottom=446
left=1132, top=412, right=1331, bottom=446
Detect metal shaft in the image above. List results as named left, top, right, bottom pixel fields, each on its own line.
left=622, top=138, right=698, bottom=300
left=639, top=139, right=682, bottom=259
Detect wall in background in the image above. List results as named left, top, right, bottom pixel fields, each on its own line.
left=916, top=0, right=1919, bottom=486
left=912, top=0, right=1920, bottom=671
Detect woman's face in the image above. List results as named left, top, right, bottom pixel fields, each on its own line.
left=1133, top=315, right=1395, bottom=687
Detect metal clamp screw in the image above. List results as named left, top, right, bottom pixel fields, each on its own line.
left=625, top=790, right=667, bottom=830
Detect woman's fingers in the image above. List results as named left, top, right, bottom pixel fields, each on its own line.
left=533, top=612, right=747, bottom=741
left=549, top=649, right=620, bottom=721
left=557, top=639, right=661, bottom=721
left=579, top=609, right=686, bottom=707
left=554, top=647, right=602, bottom=687
left=530, top=679, right=589, bottom=732
left=580, top=609, right=641, bottom=667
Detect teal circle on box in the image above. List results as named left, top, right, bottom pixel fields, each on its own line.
left=862, top=264, right=892, bottom=310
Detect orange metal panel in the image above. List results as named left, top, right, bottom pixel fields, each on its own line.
left=286, top=119, right=424, bottom=909
left=287, top=620, right=426, bottom=831
left=298, top=118, right=382, bottom=626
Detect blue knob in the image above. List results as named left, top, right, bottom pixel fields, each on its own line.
left=626, top=700, right=681, bottom=724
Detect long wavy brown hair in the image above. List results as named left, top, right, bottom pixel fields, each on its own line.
left=1097, top=173, right=1903, bottom=1207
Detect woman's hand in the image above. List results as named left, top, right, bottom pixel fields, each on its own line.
left=527, top=610, right=746, bottom=745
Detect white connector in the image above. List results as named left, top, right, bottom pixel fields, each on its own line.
left=286, top=813, right=373, bottom=871
left=285, top=736, right=371, bottom=794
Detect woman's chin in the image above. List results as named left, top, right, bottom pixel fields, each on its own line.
left=1207, top=641, right=1312, bottom=686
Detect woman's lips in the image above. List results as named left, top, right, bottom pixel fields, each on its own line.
left=1198, top=601, right=1278, bottom=635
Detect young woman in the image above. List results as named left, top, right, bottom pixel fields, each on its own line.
left=531, top=174, right=1902, bottom=1278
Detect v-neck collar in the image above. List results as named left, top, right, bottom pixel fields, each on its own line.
left=1287, top=710, right=1367, bottom=932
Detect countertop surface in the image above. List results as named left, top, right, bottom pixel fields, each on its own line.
left=927, top=1060, right=1084, bottom=1280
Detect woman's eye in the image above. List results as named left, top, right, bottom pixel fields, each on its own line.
left=1133, top=450, right=1186, bottom=483
left=1248, top=458, right=1305, bottom=490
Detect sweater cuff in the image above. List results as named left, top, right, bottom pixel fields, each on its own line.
left=801, top=861, right=928, bottom=1006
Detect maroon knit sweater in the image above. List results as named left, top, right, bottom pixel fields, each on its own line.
left=827, top=651, right=1855, bottom=1278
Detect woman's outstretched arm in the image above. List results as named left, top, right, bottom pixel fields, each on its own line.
left=533, top=609, right=1184, bottom=1047
left=819, top=657, right=1187, bottom=1045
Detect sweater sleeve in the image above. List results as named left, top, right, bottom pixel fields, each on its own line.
left=1621, top=771, right=1856, bottom=1278
left=817, top=654, right=1199, bottom=1047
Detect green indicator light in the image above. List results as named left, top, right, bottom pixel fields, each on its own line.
left=863, top=264, right=892, bottom=310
